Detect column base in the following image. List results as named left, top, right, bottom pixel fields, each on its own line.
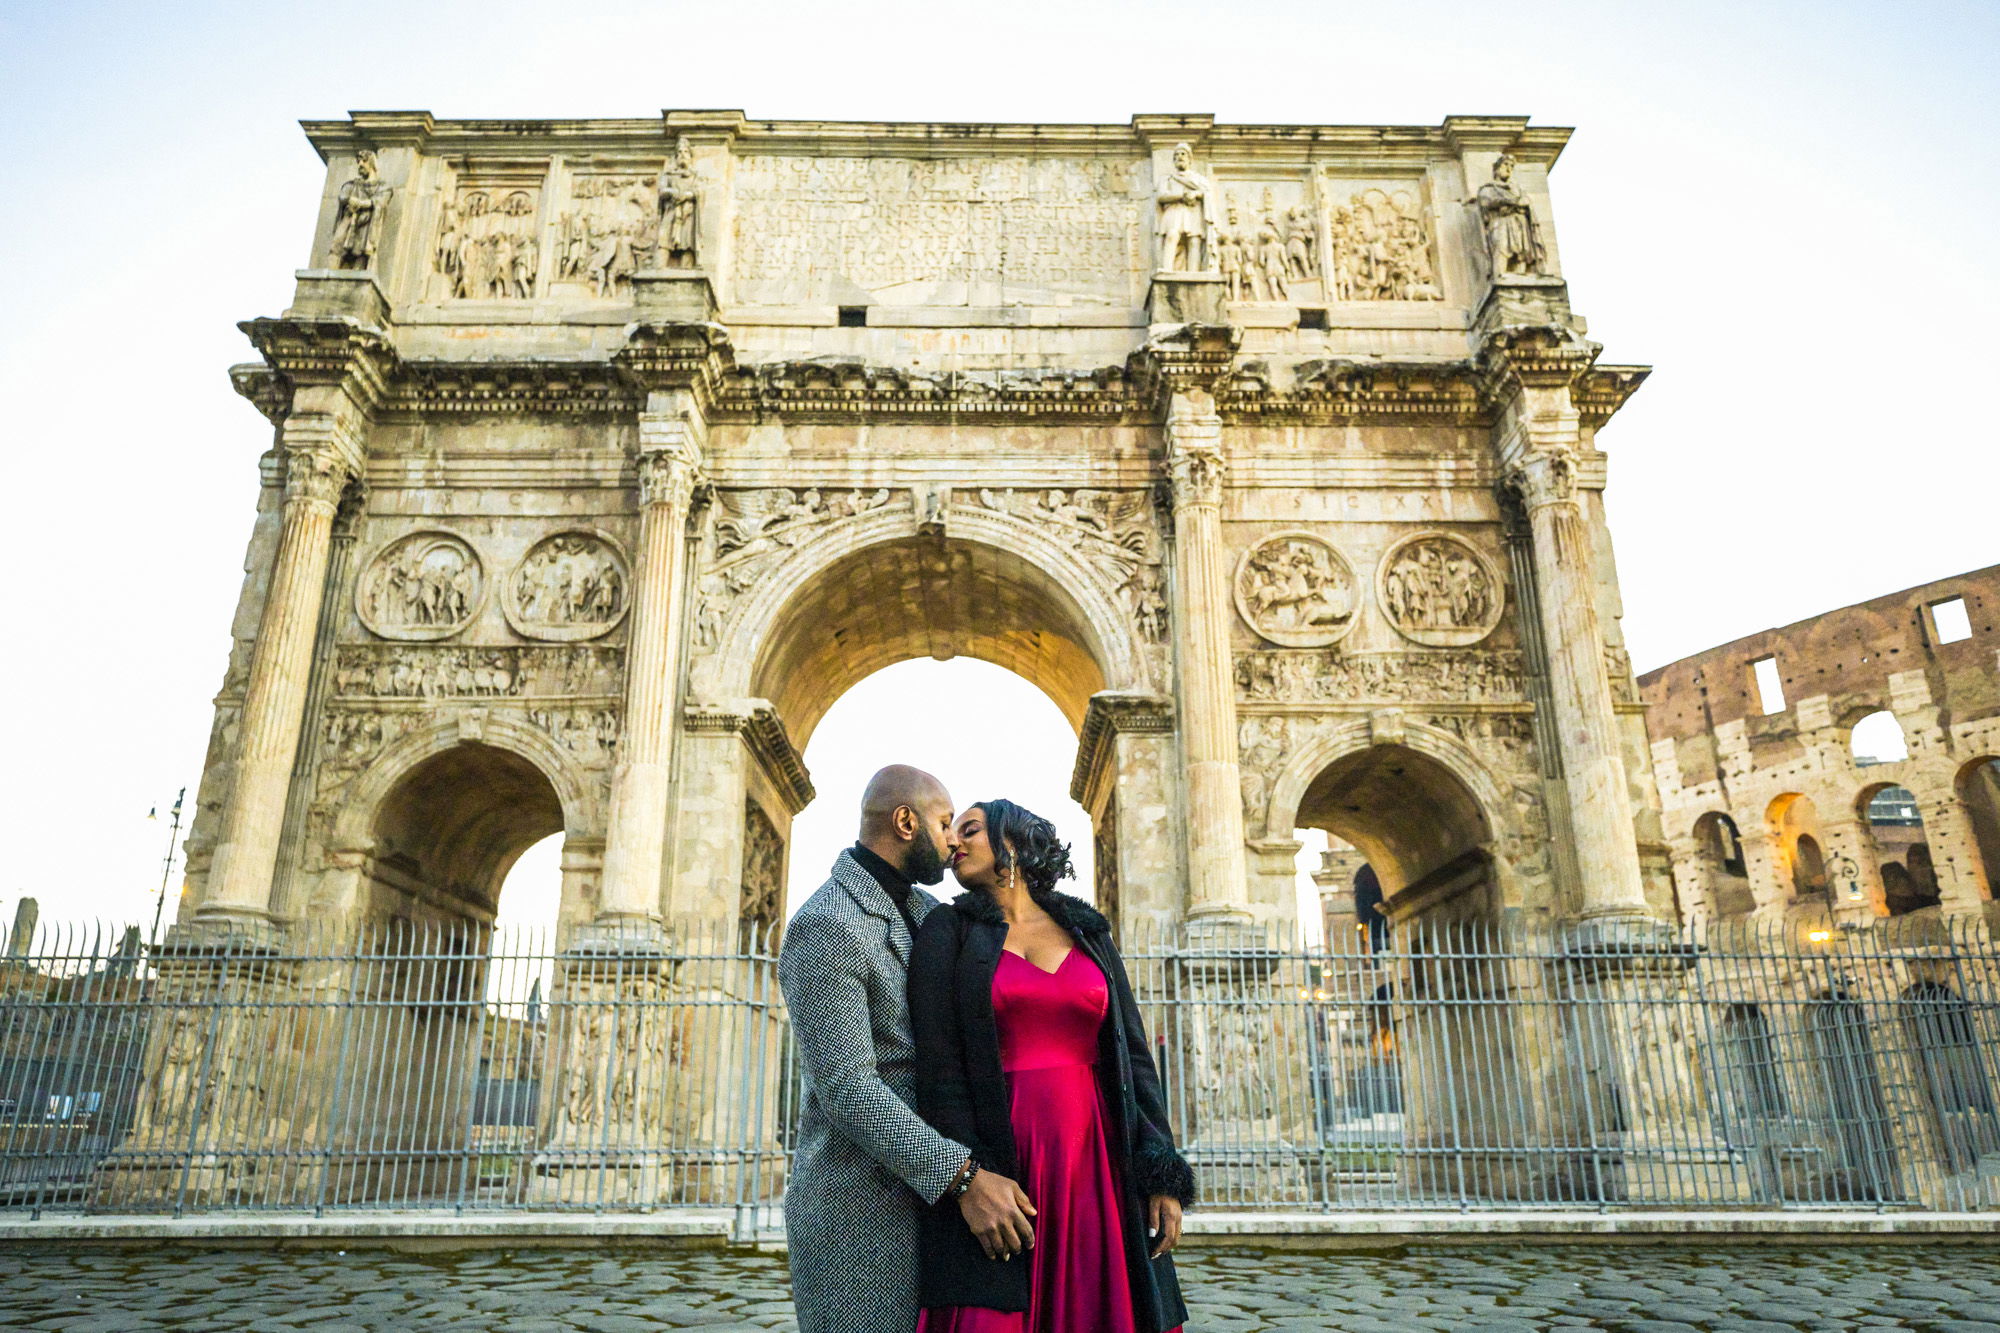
left=285, top=269, right=391, bottom=326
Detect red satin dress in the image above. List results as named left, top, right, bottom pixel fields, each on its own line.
left=918, top=948, right=1179, bottom=1333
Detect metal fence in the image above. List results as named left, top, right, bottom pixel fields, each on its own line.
left=2, top=912, right=1996, bottom=1219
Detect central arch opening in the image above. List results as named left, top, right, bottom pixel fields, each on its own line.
left=753, top=534, right=1110, bottom=750
left=785, top=659, right=1095, bottom=916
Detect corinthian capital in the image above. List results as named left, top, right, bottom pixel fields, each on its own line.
left=283, top=446, right=356, bottom=513
left=1501, top=449, right=1578, bottom=512
left=638, top=443, right=703, bottom=511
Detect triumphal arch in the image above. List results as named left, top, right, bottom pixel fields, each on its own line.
left=174, top=108, right=1671, bottom=957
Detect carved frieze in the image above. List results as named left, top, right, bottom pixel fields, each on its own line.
left=1215, top=187, right=1317, bottom=303
left=552, top=175, right=655, bottom=298
left=1377, top=534, right=1504, bottom=647
left=1238, top=714, right=1291, bottom=832
left=525, top=706, right=622, bottom=764
left=741, top=801, right=783, bottom=930
left=320, top=708, right=419, bottom=770
left=432, top=186, right=542, bottom=301
left=1323, top=183, right=1440, bottom=302
left=503, top=532, right=629, bottom=642
left=356, top=531, right=484, bottom=641
left=970, top=489, right=1167, bottom=642
left=333, top=644, right=623, bottom=699
left=1235, top=649, right=1525, bottom=704
left=1234, top=531, right=1358, bottom=648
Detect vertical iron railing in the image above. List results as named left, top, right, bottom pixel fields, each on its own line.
left=1, top=912, right=1996, bottom=1215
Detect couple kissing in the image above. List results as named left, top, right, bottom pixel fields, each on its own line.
left=779, top=764, right=1194, bottom=1333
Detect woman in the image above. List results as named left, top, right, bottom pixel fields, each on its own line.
left=908, top=799, right=1193, bottom=1333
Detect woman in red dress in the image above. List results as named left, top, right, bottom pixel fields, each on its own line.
left=909, top=799, right=1192, bottom=1333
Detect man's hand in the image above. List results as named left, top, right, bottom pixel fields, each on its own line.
left=1146, top=1195, right=1183, bottom=1258
left=957, top=1164, right=1036, bottom=1262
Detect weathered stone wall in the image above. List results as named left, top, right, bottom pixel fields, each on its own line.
left=1639, top=565, right=2000, bottom=925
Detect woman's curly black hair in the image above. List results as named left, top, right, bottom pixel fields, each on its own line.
left=975, top=798, right=1076, bottom=896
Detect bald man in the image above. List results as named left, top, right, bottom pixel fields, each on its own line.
left=780, top=766, right=1036, bottom=1333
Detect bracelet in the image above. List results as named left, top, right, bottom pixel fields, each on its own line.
left=950, top=1158, right=982, bottom=1199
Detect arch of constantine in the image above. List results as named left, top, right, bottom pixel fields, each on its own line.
left=180, top=109, right=1668, bottom=953
left=85, top=109, right=2000, bottom=1218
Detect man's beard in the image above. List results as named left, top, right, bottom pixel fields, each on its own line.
left=901, top=833, right=947, bottom=886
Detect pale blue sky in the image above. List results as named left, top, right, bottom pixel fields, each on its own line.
left=2, top=1, right=1994, bottom=929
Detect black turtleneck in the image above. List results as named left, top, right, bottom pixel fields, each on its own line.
left=850, top=842, right=922, bottom=943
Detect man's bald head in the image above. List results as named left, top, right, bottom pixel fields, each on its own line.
left=860, top=765, right=951, bottom=837
left=857, top=765, right=957, bottom=885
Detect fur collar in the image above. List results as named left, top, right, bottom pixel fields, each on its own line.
left=950, top=886, right=1110, bottom=936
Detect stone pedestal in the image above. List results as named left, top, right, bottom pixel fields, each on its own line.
left=285, top=270, right=390, bottom=326
left=1176, top=917, right=1309, bottom=1203
left=633, top=269, right=718, bottom=324
left=1562, top=942, right=1752, bottom=1204
left=523, top=927, right=681, bottom=1207
left=1148, top=272, right=1226, bottom=328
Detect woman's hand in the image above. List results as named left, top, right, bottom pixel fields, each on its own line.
left=1146, top=1195, right=1182, bottom=1258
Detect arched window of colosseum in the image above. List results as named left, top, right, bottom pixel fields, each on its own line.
left=1767, top=793, right=1826, bottom=908
left=1848, top=710, right=1909, bottom=766
left=1957, top=758, right=2000, bottom=899
left=1792, top=834, right=1829, bottom=900
left=1902, top=982, right=1998, bottom=1171
left=1694, top=812, right=1754, bottom=919
left=1863, top=784, right=1939, bottom=916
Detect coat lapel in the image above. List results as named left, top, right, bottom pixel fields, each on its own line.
left=832, top=848, right=919, bottom=967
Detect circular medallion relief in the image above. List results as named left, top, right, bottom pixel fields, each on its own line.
left=1376, top=532, right=1504, bottom=647
left=356, top=531, right=484, bottom=642
left=1232, top=531, right=1359, bottom=647
left=502, top=531, right=630, bottom=642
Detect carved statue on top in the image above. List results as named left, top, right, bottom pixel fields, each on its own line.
left=655, top=137, right=701, bottom=270
left=329, top=150, right=392, bottom=270
left=1153, top=142, right=1215, bottom=274
left=1474, top=154, right=1546, bottom=278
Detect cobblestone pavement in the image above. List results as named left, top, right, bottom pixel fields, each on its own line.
left=3, top=1243, right=2000, bottom=1331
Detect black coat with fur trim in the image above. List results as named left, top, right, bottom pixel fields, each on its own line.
left=907, top=888, right=1192, bottom=1331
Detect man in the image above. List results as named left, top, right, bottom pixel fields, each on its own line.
left=780, top=765, right=1037, bottom=1333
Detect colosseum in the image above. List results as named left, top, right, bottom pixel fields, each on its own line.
left=1640, top=565, right=2000, bottom=927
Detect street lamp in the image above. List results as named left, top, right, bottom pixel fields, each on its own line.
left=147, top=788, right=186, bottom=946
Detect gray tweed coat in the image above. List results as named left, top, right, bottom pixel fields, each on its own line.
left=780, top=850, right=968, bottom=1333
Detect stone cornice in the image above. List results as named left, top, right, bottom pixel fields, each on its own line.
left=304, top=112, right=1570, bottom=167
left=238, top=316, right=400, bottom=415
left=230, top=364, right=291, bottom=425
left=612, top=322, right=737, bottom=401
left=684, top=701, right=815, bottom=814
left=1475, top=325, right=1602, bottom=400
left=1574, top=366, right=1651, bottom=428
left=396, top=361, right=640, bottom=417
left=1131, top=325, right=1241, bottom=407
left=1224, top=359, right=1488, bottom=425
left=1070, top=691, right=1175, bottom=809
left=723, top=361, right=1146, bottom=423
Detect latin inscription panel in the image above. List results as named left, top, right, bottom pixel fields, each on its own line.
left=729, top=156, right=1143, bottom=307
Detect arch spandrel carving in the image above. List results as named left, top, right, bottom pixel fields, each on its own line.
left=329, top=713, right=603, bottom=860
left=1261, top=717, right=1508, bottom=897
left=693, top=497, right=1152, bottom=748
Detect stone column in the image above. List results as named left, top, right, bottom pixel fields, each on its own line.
left=1501, top=445, right=1652, bottom=933
left=596, top=391, right=705, bottom=925
left=1165, top=388, right=1251, bottom=922
left=201, top=433, right=359, bottom=927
